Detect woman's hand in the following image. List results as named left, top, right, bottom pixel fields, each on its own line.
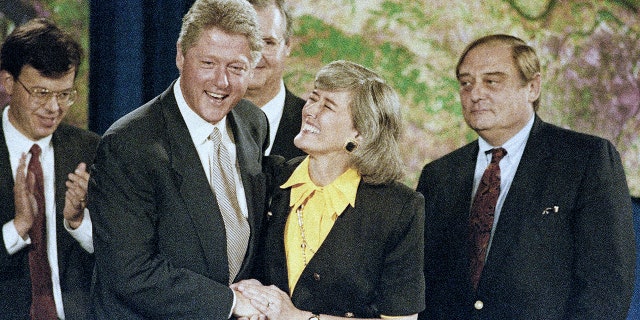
left=235, top=282, right=308, bottom=320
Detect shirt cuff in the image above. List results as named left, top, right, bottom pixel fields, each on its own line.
left=2, top=220, right=30, bottom=254
left=64, top=209, right=94, bottom=253
left=229, top=289, right=237, bottom=319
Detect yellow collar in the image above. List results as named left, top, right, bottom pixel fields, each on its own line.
left=281, top=157, right=360, bottom=216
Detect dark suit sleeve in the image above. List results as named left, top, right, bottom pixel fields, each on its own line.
left=89, top=133, right=234, bottom=319
left=567, top=139, right=635, bottom=319
left=377, top=190, right=426, bottom=316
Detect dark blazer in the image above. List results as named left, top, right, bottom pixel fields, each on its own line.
left=0, top=109, right=100, bottom=320
left=269, top=88, right=306, bottom=160
left=416, top=116, right=635, bottom=320
left=88, top=82, right=270, bottom=319
left=263, top=157, right=426, bottom=318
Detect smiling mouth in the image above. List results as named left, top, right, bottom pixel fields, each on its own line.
left=301, top=123, right=320, bottom=134
left=206, top=91, right=228, bottom=100
left=38, top=116, right=58, bottom=127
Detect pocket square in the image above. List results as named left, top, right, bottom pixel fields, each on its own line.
left=542, top=205, right=559, bottom=215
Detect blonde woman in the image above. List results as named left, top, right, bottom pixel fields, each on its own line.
left=236, top=60, right=425, bottom=320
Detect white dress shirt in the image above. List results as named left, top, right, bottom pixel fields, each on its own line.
left=174, top=78, right=252, bottom=316
left=259, top=80, right=286, bottom=156
left=473, top=114, right=534, bottom=258
left=173, top=78, right=249, bottom=218
left=2, top=106, right=93, bottom=319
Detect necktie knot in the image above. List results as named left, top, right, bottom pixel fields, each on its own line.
left=210, top=127, right=222, bottom=143
left=487, top=147, right=507, bottom=164
left=30, top=144, right=42, bottom=158
left=210, top=128, right=226, bottom=157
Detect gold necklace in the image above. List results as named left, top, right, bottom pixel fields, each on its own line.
left=296, top=204, right=316, bottom=266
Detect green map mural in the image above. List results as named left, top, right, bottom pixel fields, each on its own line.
left=1, top=0, right=638, bottom=195
left=284, top=0, right=640, bottom=195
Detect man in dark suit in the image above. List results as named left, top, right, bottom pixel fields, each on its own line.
left=417, top=34, right=635, bottom=320
left=89, top=0, right=269, bottom=319
left=245, top=0, right=306, bottom=160
left=0, top=18, right=100, bottom=319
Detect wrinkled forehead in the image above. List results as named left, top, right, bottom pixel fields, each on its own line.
left=458, top=43, right=517, bottom=77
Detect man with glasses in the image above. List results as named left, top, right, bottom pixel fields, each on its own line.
left=0, top=18, right=100, bottom=319
left=246, top=0, right=307, bottom=160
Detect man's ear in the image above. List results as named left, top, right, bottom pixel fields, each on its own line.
left=175, top=42, right=184, bottom=73
left=0, top=70, right=15, bottom=95
left=527, top=72, right=541, bottom=103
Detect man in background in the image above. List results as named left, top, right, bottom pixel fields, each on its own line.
left=246, top=0, right=306, bottom=160
left=0, top=18, right=100, bottom=319
left=417, top=34, right=635, bottom=320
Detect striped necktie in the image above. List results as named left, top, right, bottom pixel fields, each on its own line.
left=209, top=127, right=250, bottom=284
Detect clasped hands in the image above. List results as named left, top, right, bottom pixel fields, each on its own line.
left=231, top=279, right=308, bottom=320
left=13, top=152, right=90, bottom=237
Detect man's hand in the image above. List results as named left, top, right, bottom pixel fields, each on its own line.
left=63, top=162, right=89, bottom=229
left=13, top=153, right=37, bottom=239
left=233, top=287, right=265, bottom=320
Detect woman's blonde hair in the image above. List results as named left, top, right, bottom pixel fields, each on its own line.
left=314, top=60, right=405, bottom=185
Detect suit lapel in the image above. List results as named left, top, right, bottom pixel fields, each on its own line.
left=446, top=143, right=479, bottom=291
left=227, top=105, right=267, bottom=280
left=227, top=107, right=263, bottom=221
left=160, top=87, right=230, bottom=277
left=52, top=128, right=77, bottom=219
left=0, top=110, right=15, bottom=228
left=51, top=128, right=79, bottom=275
left=268, top=187, right=293, bottom=292
left=272, top=89, right=304, bottom=158
left=485, top=116, right=553, bottom=271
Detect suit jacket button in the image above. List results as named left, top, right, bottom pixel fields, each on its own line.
left=344, top=312, right=354, bottom=317
left=313, top=273, right=321, bottom=281
left=474, top=300, right=484, bottom=310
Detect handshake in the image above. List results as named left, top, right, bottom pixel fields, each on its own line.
left=231, top=279, right=311, bottom=320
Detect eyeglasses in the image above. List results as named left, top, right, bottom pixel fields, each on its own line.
left=15, top=78, right=77, bottom=107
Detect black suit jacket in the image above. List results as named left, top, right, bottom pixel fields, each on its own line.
left=262, top=157, right=426, bottom=318
left=89, top=82, right=270, bottom=319
left=0, top=109, right=100, bottom=320
left=269, top=89, right=306, bottom=160
left=416, top=116, right=635, bottom=320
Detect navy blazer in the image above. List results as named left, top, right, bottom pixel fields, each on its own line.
left=0, top=108, right=100, bottom=320
left=269, top=88, right=306, bottom=160
left=263, top=157, right=426, bottom=318
left=417, top=116, right=635, bottom=320
left=89, top=82, right=270, bottom=319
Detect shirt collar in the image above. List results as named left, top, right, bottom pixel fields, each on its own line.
left=282, top=156, right=361, bottom=216
left=173, top=77, right=227, bottom=146
left=261, top=80, right=286, bottom=117
left=478, top=114, right=534, bottom=161
left=261, top=81, right=286, bottom=155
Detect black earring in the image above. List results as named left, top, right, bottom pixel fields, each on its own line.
left=344, top=140, right=358, bottom=152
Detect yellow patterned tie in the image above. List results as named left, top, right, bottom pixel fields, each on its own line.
left=209, top=127, right=250, bottom=284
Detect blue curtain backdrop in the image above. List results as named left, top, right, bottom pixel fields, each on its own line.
left=89, top=0, right=194, bottom=134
